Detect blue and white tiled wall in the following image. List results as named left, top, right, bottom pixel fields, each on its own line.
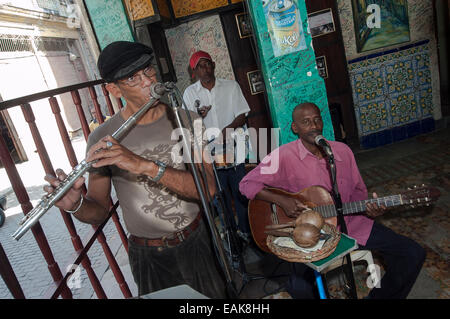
left=348, top=40, right=435, bottom=149
left=336, top=0, right=440, bottom=149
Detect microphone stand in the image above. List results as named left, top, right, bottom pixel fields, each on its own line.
left=209, top=140, right=265, bottom=296
left=208, top=140, right=240, bottom=262
left=327, top=152, right=358, bottom=299
left=166, top=87, right=238, bottom=299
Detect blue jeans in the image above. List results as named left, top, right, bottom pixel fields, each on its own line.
left=216, top=163, right=250, bottom=234
left=287, top=222, right=425, bottom=299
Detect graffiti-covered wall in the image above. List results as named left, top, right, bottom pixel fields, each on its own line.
left=247, top=0, right=334, bottom=146
left=165, top=15, right=235, bottom=95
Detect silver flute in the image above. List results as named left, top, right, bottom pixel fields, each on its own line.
left=12, top=82, right=172, bottom=240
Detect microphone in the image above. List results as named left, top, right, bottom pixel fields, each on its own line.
left=194, top=99, right=201, bottom=113
left=150, top=82, right=175, bottom=98
left=314, top=135, right=333, bottom=158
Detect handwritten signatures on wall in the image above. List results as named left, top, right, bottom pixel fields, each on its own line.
left=171, top=0, right=229, bottom=18
left=165, top=15, right=235, bottom=93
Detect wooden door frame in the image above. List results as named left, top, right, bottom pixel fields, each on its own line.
left=306, top=0, right=359, bottom=146
left=0, top=108, right=27, bottom=163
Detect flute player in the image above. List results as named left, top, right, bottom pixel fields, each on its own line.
left=43, top=41, right=226, bottom=298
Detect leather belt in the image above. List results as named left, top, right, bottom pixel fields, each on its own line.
left=129, top=213, right=202, bottom=248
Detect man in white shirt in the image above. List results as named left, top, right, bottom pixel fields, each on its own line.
left=183, top=50, right=251, bottom=241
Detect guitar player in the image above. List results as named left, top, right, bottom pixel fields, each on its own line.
left=239, top=102, right=425, bottom=299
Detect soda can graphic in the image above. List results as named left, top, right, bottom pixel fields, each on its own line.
left=262, top=0, right=273, bottom=15
left=268, top=0, right=305, bottom=56
left=263, top=0, right=274, bottom=35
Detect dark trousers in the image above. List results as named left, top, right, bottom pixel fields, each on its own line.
left=287, top=222, right=426, bottom=299
left=128, top=221, right=227, bottom=298
left=217, top=163, right=250, bottom=234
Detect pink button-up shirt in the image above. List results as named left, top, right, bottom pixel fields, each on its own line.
left=239, top=139, right=374, bottom=245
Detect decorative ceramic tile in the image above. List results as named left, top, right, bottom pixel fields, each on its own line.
left=417, top=87, right=433, bottom=117
left=385, top=59, right=415, bottom=94
left=349, top=41, right=432, bottom=137
left=390, top=92, right=419, bottom=126
left=352, top=67, right=384, bottom=103
left=358, top=100, right=390, bottom=134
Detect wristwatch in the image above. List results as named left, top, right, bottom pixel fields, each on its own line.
left=149, top=160, right=166, bottom=182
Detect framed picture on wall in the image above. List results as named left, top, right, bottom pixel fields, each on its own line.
left=247, top=70, right=264, bottom=95
left=235, top=12, right=252, bottom=38
left=351, top=0, right=410, bottom=52
left=308, top=8, right=335, bottom=38
left=316, top=55, right=328, bottom=79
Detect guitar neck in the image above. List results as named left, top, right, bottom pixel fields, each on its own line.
left=315, top=195, right=403, bottom=218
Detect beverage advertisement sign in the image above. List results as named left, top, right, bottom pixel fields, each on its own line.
left=263, top=0, right=307, bottom=57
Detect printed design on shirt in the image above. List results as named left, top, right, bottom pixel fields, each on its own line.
left=137, top=145, right=191, bottom=230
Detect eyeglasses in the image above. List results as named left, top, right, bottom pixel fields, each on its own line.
left=119, top=66, right=157, bottom=87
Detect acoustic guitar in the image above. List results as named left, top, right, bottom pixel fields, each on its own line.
left=248, top=185, right=440, bottom=253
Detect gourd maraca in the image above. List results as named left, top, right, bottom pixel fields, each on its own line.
left=265, top=209, right=326, bottom=248
left=295, top=209, right=324, bottom=230
left=292, top=223, right=321, bottom=248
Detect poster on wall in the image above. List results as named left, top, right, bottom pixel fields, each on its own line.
left=352, top=0, right=410, bottom=53
left=263, top=0, right=307, bottom=57
left=308, top=8, right=335, bottom=38
left=235, top=12, right=252, bottom=38
left=247, top=70, right=264, bottom=95
left=316, top=56, right=328, bottom=79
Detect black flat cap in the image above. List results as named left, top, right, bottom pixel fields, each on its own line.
left=97, top=41, right=154, bottom=82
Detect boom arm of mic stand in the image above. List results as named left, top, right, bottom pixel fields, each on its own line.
left=167, top=88, right=238, bottom=298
